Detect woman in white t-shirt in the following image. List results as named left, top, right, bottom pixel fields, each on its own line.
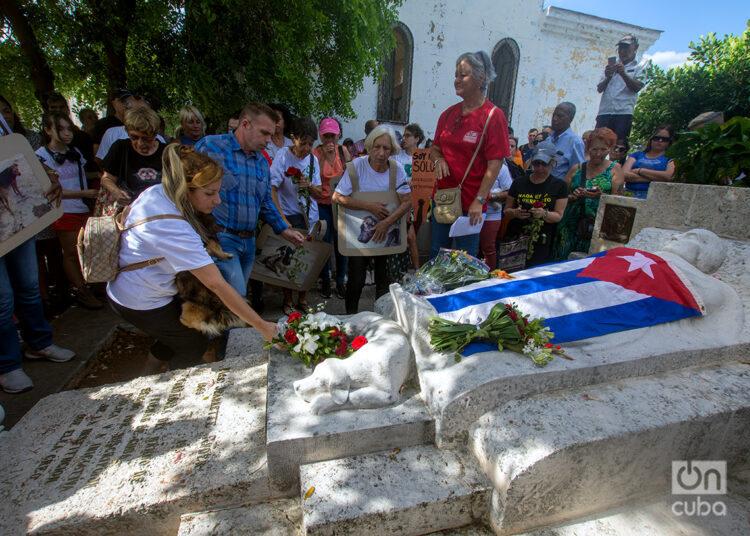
left=107, top=144, right=279, bottom=376
left=333, top=125, right=412, bottom=314
left=36, top=113, right=102, bottom=309
left=269, top=117, right=322, bottom=314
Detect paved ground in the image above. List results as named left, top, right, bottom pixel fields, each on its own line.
left=0, top=281, right=378, bottom=430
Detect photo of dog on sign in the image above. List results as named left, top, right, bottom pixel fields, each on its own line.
left=345, top=203, right=401, bottom=250
left=0, top=154, right=53, bottom=242
left=254, top=235, right=315, bottom=285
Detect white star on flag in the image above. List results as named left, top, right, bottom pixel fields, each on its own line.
left=618, top=251, right=657, bottom=279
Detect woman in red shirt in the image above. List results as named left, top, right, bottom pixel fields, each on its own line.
left=429, top=51, right=510, bottom=260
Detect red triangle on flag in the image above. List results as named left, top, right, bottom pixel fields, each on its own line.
left=577, top=247, right=702, bottom=312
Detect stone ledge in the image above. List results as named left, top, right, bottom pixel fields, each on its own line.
left=265, top=350, right=434, bottom=495
left=300, top=445, right=491, bottom=536
left=177, top=499, right=302, bottom=536
left=468, top=362, right=750, bottom=535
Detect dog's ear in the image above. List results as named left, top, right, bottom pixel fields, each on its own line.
left=324, top=368, right=350, bottom=405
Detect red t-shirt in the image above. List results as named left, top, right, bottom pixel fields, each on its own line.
left=433, top=99, right=510, bottom=210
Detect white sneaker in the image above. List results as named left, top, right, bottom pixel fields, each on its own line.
left=24, top=344, right=75, bottom=363
left=1, top=368, right=34, bottom=393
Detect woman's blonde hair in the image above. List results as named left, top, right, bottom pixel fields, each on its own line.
left=124, top=106, right=160, bottom=136
left=176, top=105, right=206, bottom=137
left=162, top=143, right=223, bottom=244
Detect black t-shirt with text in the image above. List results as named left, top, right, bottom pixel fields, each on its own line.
left=506, top=174, right=568, bottom=267
left=103, top=139, right=165, bottom=199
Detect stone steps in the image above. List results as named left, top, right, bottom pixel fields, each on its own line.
left=299, top=444, right=491, bottom=535
left=468, top=362, right=750, bottom=535
left=177, top=498, right=303, bottom=535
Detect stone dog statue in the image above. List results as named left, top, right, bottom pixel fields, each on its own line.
left=293, top=312, right=413, bottom=414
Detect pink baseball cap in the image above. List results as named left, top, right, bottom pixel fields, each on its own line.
left=319, top=118, right=340, bottom=136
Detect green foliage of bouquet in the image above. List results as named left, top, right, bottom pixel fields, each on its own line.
left=266, top=310, right=368, bottom=367
left=428, top=302, right=570, bottom=367
left=402, top=248, right=490, bottom=295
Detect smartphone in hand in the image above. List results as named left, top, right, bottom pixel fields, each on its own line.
left=608, top=56, right=617, bottom=66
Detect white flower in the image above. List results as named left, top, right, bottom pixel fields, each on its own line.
left=301, top=334, right=320, bottom=354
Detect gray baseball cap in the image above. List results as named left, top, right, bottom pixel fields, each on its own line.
left=530, top=140, right=557, bottom=163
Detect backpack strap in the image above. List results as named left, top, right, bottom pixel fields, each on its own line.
left=389, top=159, right=397, bottom=190
left=345, top=161, right=359, bottom=193
left=117, top=207, right=186, bottom=272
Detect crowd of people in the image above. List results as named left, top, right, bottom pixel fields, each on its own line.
left=0, top=32, right=679, bottom=395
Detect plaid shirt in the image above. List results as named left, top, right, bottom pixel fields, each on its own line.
left=195, top=131, right=288, bottom=234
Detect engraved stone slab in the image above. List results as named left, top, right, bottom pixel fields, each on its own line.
left=266, top=350, right=434, bottom=495
left=0, top=358, right=270, bottom=536
left=224, top=327, right=267, bottom=364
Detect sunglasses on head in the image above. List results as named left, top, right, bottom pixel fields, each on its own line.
left=651, top=135, right=671, bottom=142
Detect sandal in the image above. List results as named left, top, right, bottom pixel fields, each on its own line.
left=296, top=301, right=312, bottom=313
left=282, top=302, right=296, bottom=316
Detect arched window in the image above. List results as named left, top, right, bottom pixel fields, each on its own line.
left=488, top=38, right=520, bottom=124
left=377, top=22, right=413, bottom=124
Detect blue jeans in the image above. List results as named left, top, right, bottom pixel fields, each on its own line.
left=429, top=204, right=481, bottom=260
left=1, top=239, right=53, bottom=374
left=318, top=204, right=347, bottom=285
left=214, top=232, right=256, bottom=297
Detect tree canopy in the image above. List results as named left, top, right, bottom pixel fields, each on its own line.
left=0, top=0, right=402, bottom=128
left=632, top=21, right=750, bottom=142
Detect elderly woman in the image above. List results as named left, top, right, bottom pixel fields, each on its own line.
left=503, top=140, right=568, bottom=269
left=333, top=126, right=412, bottom=314
left=553, top=127, right=624, bottom=261
left=430, top=51, right=510, bottom=259
left=622, top=125, right=675, bottom=198
left=101, top=106, right=166, bottom=205
left=176, top=105, right=206, bottom=146
left=108, top=144, right=277, bottom=376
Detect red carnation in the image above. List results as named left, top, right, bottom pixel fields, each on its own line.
left=285, top=166, right=301, bottom=177
left=335, top=340, right=349, bottom=356
left=285, top=329, right=298, bottom=344
left=351, top=336, right=368, bottom=350
left=306, top=236, right=313, bottom=242
left=287, top=311, right=302, bottom=323
left=330, top=327, right=342, bottom=339
left=533, top=201, right=545, bottom=208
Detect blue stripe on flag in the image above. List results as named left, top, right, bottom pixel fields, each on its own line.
left=427, top=266, right=596, bottom=314
left=458, top=295, right=703, bottom=356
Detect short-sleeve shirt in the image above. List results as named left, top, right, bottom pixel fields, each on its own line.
left=432, top=99, right=510, bottom=210
left=485, top=163, right=513, bottom=222
left=390, top=151, right=413, bottom=179
left=626, top=151, right=672, bottom=192
left=103, top=139, right=166, bottom=199
left=548, top=128, right=586, bottom=180
left=507, top=175, right=568, bottom=266
left=270, top=146, right=322, bottom=225
left=106, top=185, right=213, bottom=310
left=597, top=58, right=647, bottom=116
left=335, top=156, right=411, bottom=196
left=35, top=146, right=89, bottom=214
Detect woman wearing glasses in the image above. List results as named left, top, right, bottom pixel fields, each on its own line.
left=101, top=107, right=166, bottom=204
left=609, top=139, right=629, bottom=166
left=622, top=125, right=675, bottom=198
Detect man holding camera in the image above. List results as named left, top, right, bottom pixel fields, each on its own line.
left=595, top=34, right=646, bottom=140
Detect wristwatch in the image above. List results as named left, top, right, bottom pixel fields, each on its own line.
left=475, top=195, right=487, bottom=204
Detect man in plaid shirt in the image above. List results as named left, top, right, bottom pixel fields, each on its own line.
left=195, top=102, right=304, bottom=296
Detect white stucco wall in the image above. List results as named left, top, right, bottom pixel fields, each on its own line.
left=340, top=0, right=661, bottom=143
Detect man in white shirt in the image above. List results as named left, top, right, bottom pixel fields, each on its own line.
left=595, top=34, right=647, bottom=140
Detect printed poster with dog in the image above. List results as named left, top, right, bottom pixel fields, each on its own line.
left=251, top=221, right=332, bottom=291
left=337, top=190, right=407, bottom=257
left=0, top=134, right=63, bottom=257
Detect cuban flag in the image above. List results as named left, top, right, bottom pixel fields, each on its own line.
left=426, top=248, right=705, bottom=355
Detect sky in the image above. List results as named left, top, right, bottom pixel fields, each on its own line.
left=544, top=1, right=749, bottom=69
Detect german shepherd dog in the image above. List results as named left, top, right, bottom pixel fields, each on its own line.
left=175, top=214, right=246, bottom=336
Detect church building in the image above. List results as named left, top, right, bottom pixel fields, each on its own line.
left=341, top=0, right=662, bottom=141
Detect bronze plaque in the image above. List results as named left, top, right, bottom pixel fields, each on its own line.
left=599, top=204, right=636, bottom=244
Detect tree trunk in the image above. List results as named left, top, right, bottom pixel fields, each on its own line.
left=0, top=0, right=55, bottom=108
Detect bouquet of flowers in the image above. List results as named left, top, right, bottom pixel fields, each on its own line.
left=267, top=309, right=368, bottom=367
left=428, top=302, right=570, bottom=366
left=285, top=166, right=311, bottom=219
left=523, top=201, right=547, bottom=259
left=402, top=249, right=490, bottom=296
